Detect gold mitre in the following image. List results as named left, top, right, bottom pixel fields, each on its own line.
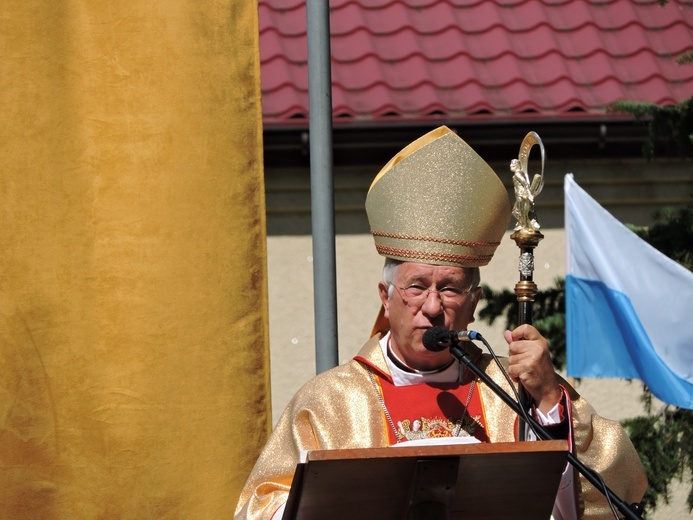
left=366, top=126, right=511, bottom=267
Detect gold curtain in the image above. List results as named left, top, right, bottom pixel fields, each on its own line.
left=0, top=1, right=270, bottom=518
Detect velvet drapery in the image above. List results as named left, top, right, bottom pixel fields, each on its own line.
left=0, top=1, right=270, bottom=517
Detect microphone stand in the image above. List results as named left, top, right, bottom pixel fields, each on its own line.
left=448, top=339, right=643, bottom=520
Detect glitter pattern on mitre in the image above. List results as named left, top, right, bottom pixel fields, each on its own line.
left=366, top=126, right=511, bottom=268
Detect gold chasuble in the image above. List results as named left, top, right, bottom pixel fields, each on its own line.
left=236, top=336, right=647, bottom=520
left=0, top=1, right=269, bottom=518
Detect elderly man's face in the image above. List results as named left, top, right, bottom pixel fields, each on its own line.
left=378, top=262, right=480, bottom=371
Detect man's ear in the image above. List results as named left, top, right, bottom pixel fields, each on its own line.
left=378, top=281, right=390, bottom=317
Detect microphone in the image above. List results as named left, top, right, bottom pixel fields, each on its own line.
left=422, top=327, right=479, bottom=352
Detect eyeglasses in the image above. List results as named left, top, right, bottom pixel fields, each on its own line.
left=394, top=283, right=472, bottom=308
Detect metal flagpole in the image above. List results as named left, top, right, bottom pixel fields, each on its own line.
left=306, top=0, right=339, bottom=373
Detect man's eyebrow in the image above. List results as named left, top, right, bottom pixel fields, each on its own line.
left=439, top=274, right=472, bottom=288
left=441, top=280, right=467, bottom=288
left=402, top=274, right=468, bottom=287
left=401, top=275, right=426, bottom=284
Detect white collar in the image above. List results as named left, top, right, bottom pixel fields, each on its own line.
left=379, top=332, right=462, bottom=386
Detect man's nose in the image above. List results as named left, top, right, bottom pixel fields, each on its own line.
left=421, top=289, right=444, bottom=316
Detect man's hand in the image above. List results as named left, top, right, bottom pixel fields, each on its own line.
left=504, top=324, right=562, bottom=414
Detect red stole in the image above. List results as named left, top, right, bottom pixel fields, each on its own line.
left=373, top=371, right=489, bottom=445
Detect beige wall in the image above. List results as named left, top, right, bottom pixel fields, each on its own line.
left=266, top=228, right=690, bottom=519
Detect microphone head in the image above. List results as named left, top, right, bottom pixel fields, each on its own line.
left=422, top=327, right=450, bottom=352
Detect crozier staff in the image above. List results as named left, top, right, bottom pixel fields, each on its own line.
left=235, top=126, right=647, bottom=520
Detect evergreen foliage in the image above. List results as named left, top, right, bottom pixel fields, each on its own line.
left=627, top=207, right=693, bottom=271
left=607, top=98, right=693, bottom=159
left=607, top=35, right=693, bottom=160
left=677, top=53, right=693, bottom=66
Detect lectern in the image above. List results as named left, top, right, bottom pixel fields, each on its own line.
left=283, top=440, right=568, bottom=520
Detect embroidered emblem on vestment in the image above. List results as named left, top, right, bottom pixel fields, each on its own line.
left=397, top=414, right=484, bottom=440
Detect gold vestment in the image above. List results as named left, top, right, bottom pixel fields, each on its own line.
left=235, top=335, right=647, bottom=520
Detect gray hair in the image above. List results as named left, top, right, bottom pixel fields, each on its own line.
left=381, top=257, right=480, bottom=300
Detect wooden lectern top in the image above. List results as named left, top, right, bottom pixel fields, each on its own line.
left=283, top=440, right=569, bottom=520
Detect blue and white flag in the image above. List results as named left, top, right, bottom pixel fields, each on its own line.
left=565, top=173, right=693, bottom=409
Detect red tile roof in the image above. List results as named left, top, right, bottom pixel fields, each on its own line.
left=259, top=0, right=693, bottom=126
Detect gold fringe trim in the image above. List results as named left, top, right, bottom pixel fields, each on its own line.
left=372, top=230, right=500, bottom=247
left=375, top=245, right=492, bottom=265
